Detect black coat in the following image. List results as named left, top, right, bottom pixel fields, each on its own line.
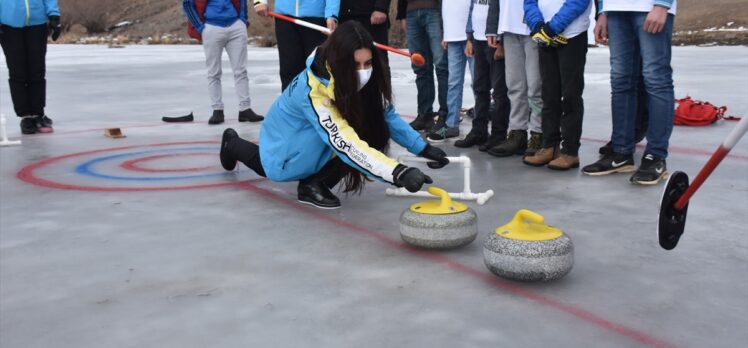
left=340, top=0, right=391, bottom=18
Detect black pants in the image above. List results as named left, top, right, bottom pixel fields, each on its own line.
left=227, top=136, right=344, bottom=188
left=472, top=40, right=510, bottom=138
left=0, top=24, right=48, bottom=117
left=538, top=32, right=588, bottom=156
left=275, top=17, right=327, bottom=91
left=339, top=15, right=390, bottom=79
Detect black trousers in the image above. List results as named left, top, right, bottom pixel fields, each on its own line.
left=472, top=40, right=510, bottom=138
left=227, top=136, right=344, bottom=188
left=0, top=24, right=48, bottom=117
left=339, top=15, right=390, bottom=79
left=538, top=32, right=588, bottom=156
left=275, top=17, right=328, bottom=91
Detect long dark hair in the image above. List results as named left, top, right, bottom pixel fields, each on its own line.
left=317, top=20, right=393, bottom=193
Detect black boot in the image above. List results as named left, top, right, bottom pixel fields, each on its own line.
left=208, top=110, right=225, bottom=125
left=220, top=128, right=239, bottom=170
left=297, top=181, right=341, bottom=209
left=239, top=108, right=264, bottom=122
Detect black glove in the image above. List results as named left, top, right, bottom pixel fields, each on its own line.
left=420, top=144, right=449, bottom=169
left=393, top=165, right=433, bottom=193
left=531, top=23, right=556, bottom=47
left=48, top=16, right=61, bottom=41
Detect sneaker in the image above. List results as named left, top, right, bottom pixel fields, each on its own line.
left=426, top=126, right=459, bottom=143
left=220, top=128, right=239, bottom=171
left=487, top=130, right=527, bottom=157
left=208, top=110, right=225, bottom=125
left=599, top=130, right=647, bottom=155
left=20, top=116, right=38, bottom=134
left=239, top=108, right=264, bottom=122
left=523, top=146, right=558, bottom=167
left=581, top=152, right=636, bottom=176
left=630, top=153, right=668, bottom=185
left=454, top=130, right=487, bottom=148
left=409, top=112, right=433, bottom=131
left=297, top=181, right=342, bottom=209
left=547, top=153, right=580, bottom=170
left=525, top=131, right=542, bottom=156
left=478, top=132, right=506, bottom=152
left=36, top=115, right=54, bottom=133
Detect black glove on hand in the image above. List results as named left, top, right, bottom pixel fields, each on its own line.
left=531, top=23, right=556, bottom=47
left=420, top=144, right=449, bottom=169
left=48, top=16, right=61, bottom=41
left=393, top=165, right=433, bottom=193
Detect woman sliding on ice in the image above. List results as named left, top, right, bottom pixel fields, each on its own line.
left=219, top=21, right=449, bottom=209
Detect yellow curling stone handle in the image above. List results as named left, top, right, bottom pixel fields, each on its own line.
left=409, top=187, right=469, bottom=215
left=495, top=209, right=563, bottom=241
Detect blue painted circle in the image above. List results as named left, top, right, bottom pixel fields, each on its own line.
left=75, top=147, right=228, bottom=181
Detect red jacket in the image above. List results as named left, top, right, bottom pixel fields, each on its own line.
left=182, top=0, right=249, bottom=41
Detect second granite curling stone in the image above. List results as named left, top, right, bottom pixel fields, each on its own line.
left=483, top=209, right=574, bottom=282
left=399, top=187, right=478, bottom=249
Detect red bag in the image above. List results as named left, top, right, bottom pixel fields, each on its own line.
left=674, top=96, right=741, bottom=126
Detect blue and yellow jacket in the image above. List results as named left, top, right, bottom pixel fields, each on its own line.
left=260, top=51, right=427, bottom=183
left=0, top=0, right=59, bottom=28
left=254, top=0, right=339, bottom=20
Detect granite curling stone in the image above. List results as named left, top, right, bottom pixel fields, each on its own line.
left=399, top=187, right=478, bottom=249
left=483, top=209, right=573, bottom=282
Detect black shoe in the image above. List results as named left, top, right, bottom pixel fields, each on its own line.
left=630, top=153, right=668, bottom=185
left=454, top=131, right=487, bottom=148
left=487, top=130, right=527, bottom=157
left=208, top=110, right=225, bottom=125
left=409, top=113, right=433, bottom=131
left=478, top=132, right=506, bottom=152
left=426, top=126, right=459, bottom=143
left=297, top=181, right=341, bottom=209
left=36, top=115, right=54, bottom=133
left=599, top=141, right=613, bottom=155
left=20, top=117, right=38, bottom=134
left=582, top=152, right=636, bottom=176
left=220, top=128, right=239, bottom=171
left=162, top=112, right=194, bottom=123
left=239, top=108, right=264, bottom=122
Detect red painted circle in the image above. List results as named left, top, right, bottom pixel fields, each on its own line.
left=120, top=153, right=216, bottom=173
left=17, top=141, right=263, bottom=192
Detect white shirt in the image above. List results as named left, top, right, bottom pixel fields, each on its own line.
left=498, top=0, right=530, bottom=36
left=442, top=0, right=472, bottom=42
left=471, top=0, right=490, bottom=41
left=602, top=0, right=677, bottom=15
left=539, top=0, right=592, bottom=39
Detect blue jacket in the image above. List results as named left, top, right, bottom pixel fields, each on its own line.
left=524, top=0, right=589, bottom=35
left=259, top=51, right=427, bottom=183
left=0, top=0, right=59, bottom=28
left=256, top=0, right=339, bottom=20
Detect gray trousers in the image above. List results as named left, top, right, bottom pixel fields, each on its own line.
left=202, top=20, right=251, bottom=111
left=503, top=33, right=542, bottom=133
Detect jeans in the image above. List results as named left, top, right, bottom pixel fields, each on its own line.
left=608, top=12, right=674, bottom=159
left=539, top=32, right=588, bottom=156
left=202, top=21, right=252, bottom=111
left=446, top=40, right=472, bottom=129
left=406, top=9, right=448, bottom=116
left=472, top=40, right=509, bottom=138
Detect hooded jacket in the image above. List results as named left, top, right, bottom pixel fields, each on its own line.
left=259, top=50, right=427, bottom=183
left=0, top=0, right=59, bottom=28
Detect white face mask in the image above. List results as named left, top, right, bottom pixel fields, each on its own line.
left=357, top=67, right=373, bottom=91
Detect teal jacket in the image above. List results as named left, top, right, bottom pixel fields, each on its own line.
left=0, top=0, right=60, bottom=28
left=255, top=0, right=339, bottom=20
left=259, top=51, right=427, bottom=183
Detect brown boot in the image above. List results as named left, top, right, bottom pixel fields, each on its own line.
left=523, top=146, right=559, bottom=166
left=547, top=153, right=580, bottom=170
